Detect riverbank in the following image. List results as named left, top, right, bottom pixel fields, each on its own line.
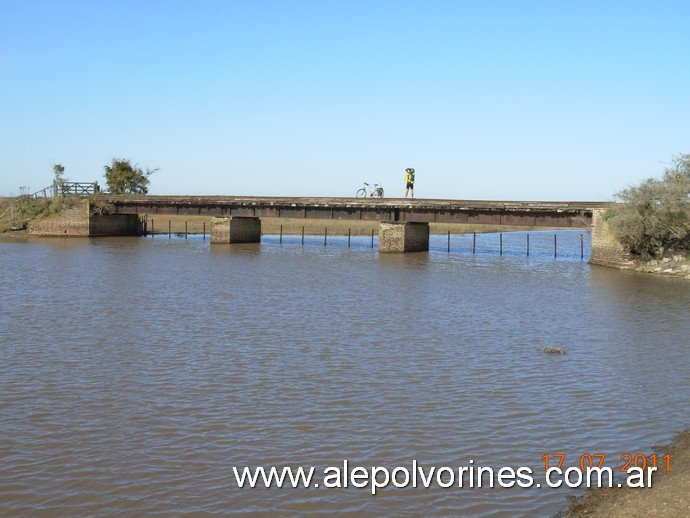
left=629, top=255, right=690, bottom=280
left=562, top=430, right=690, bottom=517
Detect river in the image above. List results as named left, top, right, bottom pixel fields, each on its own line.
left=1, top=231, right=688, bottom=516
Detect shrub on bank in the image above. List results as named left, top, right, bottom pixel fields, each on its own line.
left=610, top=153, right=690, bottom=258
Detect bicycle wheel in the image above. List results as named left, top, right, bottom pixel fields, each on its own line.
left=356, top=188, right=367, bottom=197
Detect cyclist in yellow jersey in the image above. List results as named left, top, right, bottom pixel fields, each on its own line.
left=405, top=168, right=415, bottom=198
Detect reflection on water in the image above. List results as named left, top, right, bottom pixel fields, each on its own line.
left=1, top=231, right=688, bottom=516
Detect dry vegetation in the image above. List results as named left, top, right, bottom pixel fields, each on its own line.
left=609, top=153, right=689, bottom=258
left=0, top=196, right=82, bottom=234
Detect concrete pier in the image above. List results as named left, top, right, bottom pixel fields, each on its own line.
left=28, top=200, right=140, bottom=236
left=589, top=208, right=634, bottom=267
left=379, top=222, right=430, bottom=253
left=210, top=216, right=261, bottom=244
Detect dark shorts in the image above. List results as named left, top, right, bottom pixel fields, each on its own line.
left=406, top=182, right=414, bottom=189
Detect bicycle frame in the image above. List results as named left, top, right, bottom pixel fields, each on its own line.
left=356, top=182, right=384, bottom=198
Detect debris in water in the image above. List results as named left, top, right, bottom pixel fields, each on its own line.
left=538, top=347, right=568, bottom=355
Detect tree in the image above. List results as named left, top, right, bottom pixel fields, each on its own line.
left=610, top=154, right=690, bottom=257
left=53, top=163, right=66, bottom=195
left=104, top=159, right=157, bottom=195
left=53, top=163, right=65, bottom=179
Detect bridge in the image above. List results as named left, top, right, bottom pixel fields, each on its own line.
left=96, top=195, right=612, bottom=255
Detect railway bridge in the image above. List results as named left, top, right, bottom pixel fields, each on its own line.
left=91, top=195, right=619, bottom=264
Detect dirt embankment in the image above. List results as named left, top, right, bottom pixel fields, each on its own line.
left=563, top=430, right=690, bottom=517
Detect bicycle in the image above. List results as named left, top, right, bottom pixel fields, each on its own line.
left=356, top=182, right=384, bottom=198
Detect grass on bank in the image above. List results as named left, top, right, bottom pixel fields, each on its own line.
left=0, top=196, right=83, bottom=233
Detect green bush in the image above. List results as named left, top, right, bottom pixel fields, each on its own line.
left=104, top=158, right=157, bottom=195
left=610, top=154, right=690, bottom=257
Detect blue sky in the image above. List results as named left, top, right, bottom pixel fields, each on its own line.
left=1, top=0, right=688, bottom=200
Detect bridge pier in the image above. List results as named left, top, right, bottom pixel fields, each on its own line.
left=589, top=209, right=634, bottom=267
left=210, top=216, right=261, bottom=244
left=379, top=222, right=429, bottom=253
left=28, top=200, right=140, bottom=236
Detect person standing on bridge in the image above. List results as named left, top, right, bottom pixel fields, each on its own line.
left=404, top=168, right=415, bottom=198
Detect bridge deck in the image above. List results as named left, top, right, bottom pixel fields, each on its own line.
left=96, top=195, right=610, bottom=227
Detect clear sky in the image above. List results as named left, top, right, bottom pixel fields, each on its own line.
left=1, top=0, right=688, bottom=200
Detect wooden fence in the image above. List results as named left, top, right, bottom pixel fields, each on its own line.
left=57, top=181, right=101, bottom=196
left=141, top=218, right=589, bottom=259
left=20, top=181, right=101, bottom=198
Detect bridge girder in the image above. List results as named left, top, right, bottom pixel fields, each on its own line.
left=96, top=195, right=605, bottom=229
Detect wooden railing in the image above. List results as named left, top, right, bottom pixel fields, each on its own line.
left=57, top=181, right=101, bottom=196
left=24, top=181, right=102, bottom=198
left=22, top=185, right=54, bottom=198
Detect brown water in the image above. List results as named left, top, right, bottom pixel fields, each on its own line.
left=1, top=232, right=689, bottom=516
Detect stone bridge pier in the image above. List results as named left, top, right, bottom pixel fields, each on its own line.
left=210, top=216, right=261, bottom=243
left=589, top=208, right=634, bottom=267
left=378, top=222, right=430, bottom=253
left=210, top=216, right=432, bottom=252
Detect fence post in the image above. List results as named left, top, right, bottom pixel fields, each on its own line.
left=168, top=220, right=171, bottom=238
left=580, top=234, right=584, bottom=260
left=280, top=224, right=283, bottom=244
left=185, top=221, right=188, bottom=239
left=203, top=221, right=206, bottom=241
left=554, top=234, right=557, bottom=258
left=527, top=233, right=530, bottom=257
left=500, top=233, right=503, bottom=255
left=447, top=230, right=450, bottom=253
left=348, top=228, right=351, bottom=247
left=324, top=227, right=328, bottom=246
left=151, top=219, right=154, bottom=238
left=301, top=226, right=305, bottom=245
left=473, top=232, right=476, bottom=254
left=371, top=229, right=375, bottom=248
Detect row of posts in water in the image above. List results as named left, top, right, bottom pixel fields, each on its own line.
left=145, top=219, right=586, bottom=259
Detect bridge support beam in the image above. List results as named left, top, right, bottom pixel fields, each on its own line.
left=210, top=216, right=261, bottom=244
left=379, top=222, right=429, bottom=253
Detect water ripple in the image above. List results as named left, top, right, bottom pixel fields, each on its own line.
left=1, top=235, right=689, bottom=516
